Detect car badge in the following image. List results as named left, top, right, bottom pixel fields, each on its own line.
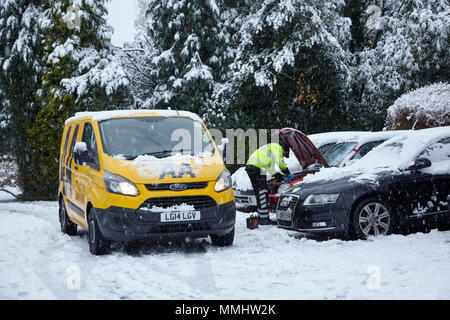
left=280, top=198, right=290, bottom=207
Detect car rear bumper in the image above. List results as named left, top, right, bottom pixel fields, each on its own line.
left=94, top=201, right=236, bottom=242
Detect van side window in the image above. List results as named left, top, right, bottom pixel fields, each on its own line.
left=81, top=122, right=100, bottom=170
left=60, top=126, right=72, bottom=181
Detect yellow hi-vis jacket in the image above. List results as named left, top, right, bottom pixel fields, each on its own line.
left=246, top=143, right=288, bottom=176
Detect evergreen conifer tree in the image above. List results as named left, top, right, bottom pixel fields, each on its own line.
left=27, top=0, right=131, bottom=198
left=0, top=0, right=46, bottom=194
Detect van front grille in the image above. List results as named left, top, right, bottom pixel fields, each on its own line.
left=142, top=196, right=217, bottom=210
left=145, top=182, right=208, bottom=191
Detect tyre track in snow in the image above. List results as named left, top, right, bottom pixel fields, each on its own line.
left=1, top=202, right=449, bottom=299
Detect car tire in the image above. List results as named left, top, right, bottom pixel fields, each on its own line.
left=59, top=198, right=77, bottom=236
left=351, top=197, right=395, bottom=240
left=210, top=228, right=235, bottom=247
left=88, top=207, right=110, bottom=256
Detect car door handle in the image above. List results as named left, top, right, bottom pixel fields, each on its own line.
left=74, top=166, right=79, bottom=171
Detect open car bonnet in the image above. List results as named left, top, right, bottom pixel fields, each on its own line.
left=280, top=128, right=329, bottom=171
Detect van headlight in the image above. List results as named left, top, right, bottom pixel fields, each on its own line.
left=104, top=170, right=140, bottom=197
left=215, top=169, right=232, bottom=193
left=304, top=194, right=339, bottom=206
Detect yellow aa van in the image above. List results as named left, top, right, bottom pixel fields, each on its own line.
left=58, top=110, right=236, bottom=255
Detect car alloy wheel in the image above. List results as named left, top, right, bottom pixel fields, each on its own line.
left=358, top=202, right=391, bottom=237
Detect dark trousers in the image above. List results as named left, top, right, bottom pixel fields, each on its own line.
left=246, top=165, right=269, bottom=218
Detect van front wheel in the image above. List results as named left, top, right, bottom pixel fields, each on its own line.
left=88, top=208, right=110, bottom=256
left=210, top=228, right=235, bottom=247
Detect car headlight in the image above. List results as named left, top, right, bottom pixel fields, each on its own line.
left=278, top=183, right=291, bottom=195
left=215, top=169, right=232, bottom=193
left=304, top=194, right=339, bottom=206
left=104, top=170, right=140, bottom=197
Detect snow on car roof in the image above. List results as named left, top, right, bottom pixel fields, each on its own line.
left=354, top=126, right=450, bottom=170
left=65, top=109, right=203, bottom=124
left=308, top=131, right=365, bottom=148
left=297, top=126, right=450, bottom=186
left=335, top=130, right=410, bottom=146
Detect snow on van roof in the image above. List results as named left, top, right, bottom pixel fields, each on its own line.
left=65, top=109, right=203, bottom=124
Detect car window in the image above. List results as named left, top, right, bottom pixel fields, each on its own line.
left=81, top=122, right=100, bottom=170
left=324, top=142, right=357, bottom=167
left=419, top=137, right=450, bottom=164
left=353, top=140, right=385, bottom=160
left=318, top=143, right=335, bottom=156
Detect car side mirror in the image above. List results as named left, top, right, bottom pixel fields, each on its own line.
left=408, top=158, right=432, bottom=171
left=74, top=142, right=90, bottom=166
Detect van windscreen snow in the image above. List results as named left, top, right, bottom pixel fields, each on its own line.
left=98, top=117, right=215, bottom=160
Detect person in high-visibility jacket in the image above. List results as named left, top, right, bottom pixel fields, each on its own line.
left=246, top=138, right=294, bottom=225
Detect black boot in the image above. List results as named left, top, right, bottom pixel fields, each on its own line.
left=259, top=217, right=278, bottom=226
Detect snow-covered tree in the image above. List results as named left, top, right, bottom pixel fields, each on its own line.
left=208, top=0, right=353, bottom=132
left=0, top=0, right=46, bottom=193
left=0, top=87, right=11, bottom=154
left=130, top=0, right=231, bottom=118
left=351, top=0, right=450, bottom=129
left=27, top=0, right=131, bottom=198
left=387, top=82, right=450, bottom=130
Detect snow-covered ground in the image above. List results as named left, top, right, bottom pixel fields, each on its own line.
left=0, top=201, right=449, bottom=300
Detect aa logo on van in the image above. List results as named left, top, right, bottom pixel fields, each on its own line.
left=159, top=163, right=196, bottom=180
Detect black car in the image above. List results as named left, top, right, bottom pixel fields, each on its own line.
left=276, top=127, right=450, bottom=239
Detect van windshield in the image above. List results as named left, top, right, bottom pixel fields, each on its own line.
left=98, top=117, right=215, bottom=160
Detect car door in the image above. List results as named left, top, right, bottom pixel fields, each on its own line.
left=391, top=137, right=450, bottom=223
left=417, top=138, right=450, bottom=216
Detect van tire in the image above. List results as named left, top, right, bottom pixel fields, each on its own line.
left=59, top=198, right=77, bottom=236
left=88, top=207, right=110, bottom=256
left=210, top=228, right=235, bottom=247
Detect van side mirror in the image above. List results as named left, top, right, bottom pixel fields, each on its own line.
left=407, top=158, right=432, bottom=171
left=74, top=142, right=90, bottom=166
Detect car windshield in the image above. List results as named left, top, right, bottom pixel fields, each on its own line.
left=98, top=117, right=215, bottom=160
left=324, top=142, right=357, bottom=167
left=355, top=141, right=404, bottom=168
left=352, top=140, right=385, bottom=160
left=317, top=143, right=336, bottom=156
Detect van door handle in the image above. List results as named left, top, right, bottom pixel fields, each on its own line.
left=74, top=166, right=79, bottom=171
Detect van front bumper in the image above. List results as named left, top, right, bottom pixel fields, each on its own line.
left=94, top=201, right=236, bottom=242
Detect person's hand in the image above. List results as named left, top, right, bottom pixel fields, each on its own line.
left=283, top=174, right=294, bottom=183
left=274, top=173, right=284, bottom=181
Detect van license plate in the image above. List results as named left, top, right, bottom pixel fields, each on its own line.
left=161, top=211, right=201, bottom=223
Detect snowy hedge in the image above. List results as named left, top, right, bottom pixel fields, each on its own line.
left=386, top=83, right=450, bottom=130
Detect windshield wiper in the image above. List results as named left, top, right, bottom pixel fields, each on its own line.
left=129, top=150, right=174, bottom=160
